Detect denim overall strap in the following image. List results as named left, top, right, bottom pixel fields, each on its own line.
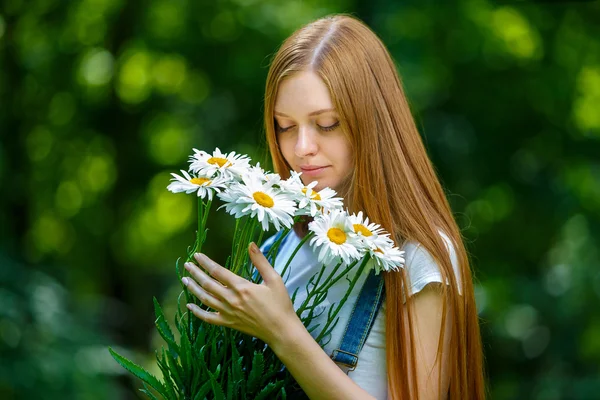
left=330, top=267, right=385, bottom=374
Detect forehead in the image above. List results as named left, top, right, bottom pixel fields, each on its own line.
left=274, top=71, right=334, bottom=116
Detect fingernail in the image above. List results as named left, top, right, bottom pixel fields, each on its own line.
left=194, top=253, right=202, bottom=260
left=250, top=242, right=259, bottom=254
left=184, top=262, right=192, bottom=269
left=182, top=277, right=189, bottom=286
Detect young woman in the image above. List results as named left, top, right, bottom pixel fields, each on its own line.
left=182, top=14, right=486, bottom=399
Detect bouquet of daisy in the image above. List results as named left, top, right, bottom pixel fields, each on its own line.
left=109, top=147, right=405, bottom=399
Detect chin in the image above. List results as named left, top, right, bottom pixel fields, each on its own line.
left=312, top=181, right=336, bottom=192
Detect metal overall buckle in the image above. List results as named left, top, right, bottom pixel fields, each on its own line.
left=330, top=349, right=358, bottom=374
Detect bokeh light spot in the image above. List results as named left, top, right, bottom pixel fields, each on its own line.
left=117, top=50, right=152, bottom=104
left=119, top=172, right=193, bottom=264
left=146, top=1, right=185, bottom=40
left=152, top=54, right=187, bottom=95
left=144, top=114, right=193, bottom=166
left=28, top=213, right=74, bottom=255
left=79, top=48, right=114, bottom=86
left=491, top=7, right=542, bottom=60
left=55, top=181, right=83, bottom=218
left=572, top=66, right=600, bottom=136
left=78, top=153, right=117, bottom=194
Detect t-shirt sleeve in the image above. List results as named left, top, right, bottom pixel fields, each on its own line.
left=402, top=232, right=462, bottom=299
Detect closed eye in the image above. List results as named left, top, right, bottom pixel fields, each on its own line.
left=319, top=121, right=340, bottom=132
left=275, top=121, right=340, bottom=133
left=275, top=123, right=292, bottom=134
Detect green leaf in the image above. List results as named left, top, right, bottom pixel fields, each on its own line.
left=209, top=336, right=219, bottom=371
left=140, top=382, right=161, bottom=400
left=191, top=343, right=210, bottom=394
left=158, top=348, right=178, bottom=399
left=280, top=386, right=287, bottom=400
left=247, top=351, right=264, bottom=394
left=192, top=379, right=212, bottom=400
left=254, top=381, right=286, bottom=400
left=154, top=298, right=179, bottom=355
left=207, top=364, right=225, bottom=400
left=233, top=355, right=243, bottom=385
left=290, top=287, right=300, bottom=305
left=108, top=347, right=169, bottom=399
left=226, top=367, right=234, bottom=399
left=165, top=347, right=184, bottom=390
left=307, top=323, right=321, bottom=334
left=180, top=326, right=192, bottom=371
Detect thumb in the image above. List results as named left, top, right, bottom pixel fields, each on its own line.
left=248, top=242, right=278, bottom=285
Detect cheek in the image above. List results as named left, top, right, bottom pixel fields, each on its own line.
left=277, top=136, right=295, bottom=164
left=334, top=139, right=353, bottom=169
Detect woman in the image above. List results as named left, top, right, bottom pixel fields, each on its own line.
left=182, top=14, right=486, bottom=399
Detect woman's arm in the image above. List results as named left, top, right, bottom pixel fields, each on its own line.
left=270, top=316, right=376, bottom=400
left=389, top=282, right=452, bottom=400
left=183, top=247, right=376, bottom=399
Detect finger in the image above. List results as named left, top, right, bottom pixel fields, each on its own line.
left=182, top=276, right=227, bottom=312
left=193, top=253, right=247, bottom=287
left=248, top=242, right=278, bottom=286
left=184, top=262, right=229, bottom=300
left=186, top=303, right=227, bottom=327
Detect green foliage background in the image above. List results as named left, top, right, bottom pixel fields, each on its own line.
left=1, top=0, right=599, bottom=398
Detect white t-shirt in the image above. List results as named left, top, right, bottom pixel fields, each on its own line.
left=262, top=230, right=461, bottom=399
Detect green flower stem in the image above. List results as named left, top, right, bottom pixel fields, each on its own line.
left=314, top=255, right=371, bottom=344
left=238, top=218, right=257, bottom=277
left=280, top=231, right=315, bottom=282
left=295, top=261, right=342, bottom=317
left=296, top=258, right=357, bottom=317
left=264, top=228, right=290, bottom=266
left=314, top=259, right=360, bottom=296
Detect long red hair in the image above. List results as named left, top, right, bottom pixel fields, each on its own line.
left=263, top=14, right=486, bottom=400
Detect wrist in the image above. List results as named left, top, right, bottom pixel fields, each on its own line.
left=269, top=313, right=305, bottom=355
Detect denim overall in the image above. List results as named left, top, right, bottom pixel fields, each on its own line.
left=260, top=231, right=386, bottom=397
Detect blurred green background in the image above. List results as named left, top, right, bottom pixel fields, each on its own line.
left=1, top=0, right=599, bottom=398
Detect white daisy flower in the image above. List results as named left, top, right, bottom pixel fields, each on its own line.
left=217, top=174, right=297, bottom=231
left=278, top=170, right=305, bottom=194
left=308, top=209, right=363, bottom=266
left=347, top=211, right=386, bottom=251
left=345, top=210, right=405, bottom=274
left=248, top=162, right=281, bottom=188
left=188, top=147, right=251, bottom=181
left=368, top=238, right=406, bottom=274
left=166, top=170, right=226, bottom=200
left=286, top=180, right=344, bottom=217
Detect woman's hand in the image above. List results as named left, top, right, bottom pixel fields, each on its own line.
left=182, top=242, right=300, bottom=347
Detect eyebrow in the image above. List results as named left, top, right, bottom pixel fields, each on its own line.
left=274, top=108, right=336, bottom=117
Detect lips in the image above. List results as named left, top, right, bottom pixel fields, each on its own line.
left=300, top=165, right=327, bottom=171
left=300, top=165, right=329, bottom=175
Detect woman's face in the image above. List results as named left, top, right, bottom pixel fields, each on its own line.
left=274, top=70, right=353, bottom=193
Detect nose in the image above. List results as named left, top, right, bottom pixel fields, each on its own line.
left=294, top=125, right=318, bottom=158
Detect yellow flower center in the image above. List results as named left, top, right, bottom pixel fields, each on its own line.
left=327, top=227, right=346, bottom=245
left=207, top=157, right=231, bottom=168
left=190, top=177, right=211, bottom=186
left=353, top=224, right=373, bottom=237
left=253, top=191, right=274, bottom=208
left=301, top=187, right=321, bottom=200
